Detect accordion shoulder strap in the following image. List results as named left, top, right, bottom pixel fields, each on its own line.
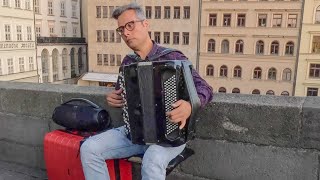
left=126, top=48, right=182, bottom=62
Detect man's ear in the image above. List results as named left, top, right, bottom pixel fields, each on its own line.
left=143, top=20, right=149, bottom=28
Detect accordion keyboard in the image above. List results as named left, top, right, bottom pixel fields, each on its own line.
left=164, top=75, right=179, bottom=135
left=118, top=73, right=131, bottom=135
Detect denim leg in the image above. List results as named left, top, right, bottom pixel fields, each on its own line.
left=141, top=144, right=186, bottom=180
left=80, top=126, right=147, bottom=180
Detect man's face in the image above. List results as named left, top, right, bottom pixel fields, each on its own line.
left=116, top=10, right=149, bottom=51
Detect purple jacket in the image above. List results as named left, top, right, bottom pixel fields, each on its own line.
left=116, top=42, right=213, bottom=108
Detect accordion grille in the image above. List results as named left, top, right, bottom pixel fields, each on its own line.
left=119, top=73, right=131, bottom=134
left=164, top=75, right=179, bottom=135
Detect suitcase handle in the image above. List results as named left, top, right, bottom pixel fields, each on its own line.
left=62, top=98, right=100, bottom=109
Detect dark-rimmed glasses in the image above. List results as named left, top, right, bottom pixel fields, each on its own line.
left=116, top=20, right=145, bottom=35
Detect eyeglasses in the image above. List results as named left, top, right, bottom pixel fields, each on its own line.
left=116, top=20, right=145, bottom=35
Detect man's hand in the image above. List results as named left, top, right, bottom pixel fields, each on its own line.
left=166, top=100, right=191, bottom=129
left=106, top=88, right=124, bottom=108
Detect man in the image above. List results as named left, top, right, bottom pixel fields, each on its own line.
left=80, top=3, right=213, bottom=180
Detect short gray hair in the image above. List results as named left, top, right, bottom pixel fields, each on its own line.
left=112, top=2, right=146, bottom=20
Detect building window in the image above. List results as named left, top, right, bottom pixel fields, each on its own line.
left=232, top=88, right=240, bottom=94
left=97, top=30, right=101, bottom=42
left=208, top=39, right=215, bottom=52
left=34, top=0, right=40, bottom=13
left=282, top=68, right=292, bottom=81
left=116, top=32, right=121, bottom=43
left=103, top=30, right=108, bottom=42
left=206, top=65, right=214, bottom=76
left=155, top=6, right=161, bottom=19
left=310, top=64, right=320, bottom=78
left=266, top=90, right=275, bottom=95
left=183, top=32, right=189, bottom=45
left=61, top=27, right=66, bottom=37
left=281, top=91, right=289, bottom=96
left=174, top=6, right=180, bottom=19
left=16, top=25, right=22, bottom=41
left=270, top=41, right=279, bottom=55
left=253, top=67, right=262, bottom=79
left=164, top=6, right=170, bottom=19
left=36, top=25, right=41, bottom=37
left=110, top=30, right=115, bottom=42
left=27, top=26, right=32, bottom=41
left=116, top=55, right=121, bottom=66
left=109, top=6, right=114, bottom=18
left=315, top=6, right=320, bottom=23
left=72, top=2, right=77, bottom=17
left=164, top=32, right=170, bottom=44
left=221, top=40, right=229, bottom=54
left=29, top=57, right=34, bottom=71
left=15, top=0, right=20, bottom=8
left=252, top=89, right=260, bottom=95
left=146, top=6, right=152, bottom=19
left=218, top=87, right=226, bottom=93
left=7, top=58, right=14, bottom=74
left=235, top=40, right=244, bottom=54
left=5, top=25, right=11, bottom=41
left=220, top=65, right=228, bottom=77
left=103, top=54, right=109, bottom=66
left=97, top=54, right=102, bottom=65
left=103, top=6, right=108, bottom=18
left=272, top=14, right=282, bottom=27
left=3, top=0, right=9, bottom=6
left=48, top=1, right=53, bottom=15
left=233, top=66, right=242, bottom=78
left=237, top=14, right=246, bottom=27
left=60, top=2, right=66, bottom=16
left=96, top=6, right=101, bottom=18
left=258, top=14, right=267, bottom=27
left=0, top=59, right=2, bottom=75
left=25, top=0, right=30, bottom=10
left=154, top=32, right=160, bottom=43
left=73, top=27, right=77, bottom=37
left=173, top=32, right=179, bottom=44
left=288, top=14, right=297, bottom=28
left=312, top=36, right=320, bottom=53
left=307, top=87, right=318, bottom=96
left=184, top=6, right=190, bottom=19
left=19, top=57, right=24, bottom=72
left=223, top=14, right=231, bottom=26
left=209, top=14, right=217, bottom=26
left=285, top=41, right=294, bottom=55
left=255, top=40, right=264, bottom=55
left=110, top=54, right=115, bottom=66
left=268, top=67, right=277, bottom=80
left=49, top=25, right=55, bottom=36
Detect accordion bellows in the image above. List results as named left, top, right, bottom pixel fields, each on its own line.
left=119, top=60, right=200, bottom=146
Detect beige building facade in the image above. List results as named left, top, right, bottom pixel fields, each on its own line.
left=0, top=0, right=38, bottom=82
left=35, top=0, right=87, bottom=84
left=294, top=0, right=320, bottom=96
left=82, top=0, right=199, bottom=86
left=200, top=0, right=302, bottom=96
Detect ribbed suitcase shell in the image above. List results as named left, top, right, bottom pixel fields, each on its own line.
left=44, top=130, right=132, bottom=180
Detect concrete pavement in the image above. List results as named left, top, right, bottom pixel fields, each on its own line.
left=0, top=161, right=47, bottom=180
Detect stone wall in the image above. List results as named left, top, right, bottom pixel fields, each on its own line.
left=0, top=81, right=320, bottom=180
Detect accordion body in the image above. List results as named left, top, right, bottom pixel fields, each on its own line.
left=118, top=60, right=200, bottom=146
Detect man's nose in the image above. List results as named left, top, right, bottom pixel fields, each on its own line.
left=123, top=28, right=131, bottom=37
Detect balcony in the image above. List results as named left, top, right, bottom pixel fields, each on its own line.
left=37, top=37, right=86, bottom=44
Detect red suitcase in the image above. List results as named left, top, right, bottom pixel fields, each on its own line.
left=44, top=130, right=133, bottom=180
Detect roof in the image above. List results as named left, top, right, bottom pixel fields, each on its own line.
left=81, top=72, right=118, bottom=83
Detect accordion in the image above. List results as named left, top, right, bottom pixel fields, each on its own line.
left=118, top=60, right=200, bottom=146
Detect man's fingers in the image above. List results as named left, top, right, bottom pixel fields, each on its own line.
left=179, top=120, right=186, bottom=129
left=172, top=100, right=183, bottom=108
left=108, top=101, right=124, bottom=108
